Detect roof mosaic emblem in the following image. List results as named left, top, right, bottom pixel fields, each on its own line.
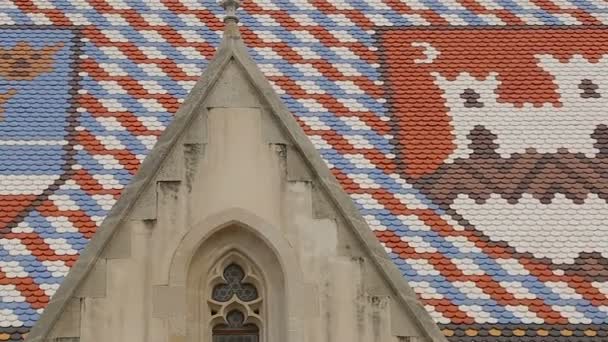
left=0, top=0, right=607, bottom=341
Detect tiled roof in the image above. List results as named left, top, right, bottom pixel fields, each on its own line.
left=0, top=0, right=607, bottom=341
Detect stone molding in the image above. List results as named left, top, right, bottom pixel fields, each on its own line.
left=26, top=23, right=447, bottom=342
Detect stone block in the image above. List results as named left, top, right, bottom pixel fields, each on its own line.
left=152, top=286, right=186, bottom=317
left=158, top=144, right=184, bottom=182
left=75, top=260, right=106, bottom=298
left=49, top=298, right=80, bottom=339
left=183, top=112, right=208, bottom=145
left=391, top=298, right=422, bottom=338
left=130, top=185, right=157, bottom=221
left=262, top=109, right=289, bottom=144
left=287, top=146, right=313, bottom=181
left=311, top=184, right=337, bottom=220
left=206, top=61, right=260, bottom=108
left=100, top=226, right=131, bottom=259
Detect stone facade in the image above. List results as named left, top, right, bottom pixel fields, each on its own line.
left=26, top=24, right=445, bottom=342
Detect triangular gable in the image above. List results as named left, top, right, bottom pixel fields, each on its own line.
left=27, top=14, right=447, bottom=342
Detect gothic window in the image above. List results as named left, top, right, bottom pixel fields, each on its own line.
left=208, top=261, right=262, bottom=342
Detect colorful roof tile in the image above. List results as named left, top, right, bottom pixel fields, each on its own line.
left=0, top=0, right=607, bottom=340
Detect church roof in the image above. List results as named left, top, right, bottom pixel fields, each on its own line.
left=0, top=0, right=607, bottom=341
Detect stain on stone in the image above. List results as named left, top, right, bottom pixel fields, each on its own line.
left=356, top=280, right=366, bottom=336
left=372, top=299, right=382, bottom=339
left=323, top=279, right=332, bottom=342
left=183, top=143, right=203, bottom=192
left=273, top=143, right=287, bottom=170
left=159, top=180, right=181, bottom=201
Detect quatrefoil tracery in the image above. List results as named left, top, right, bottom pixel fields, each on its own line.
left=211, top=264, right=259, bottom=302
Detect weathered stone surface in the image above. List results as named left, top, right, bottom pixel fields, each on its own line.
left=100, top=226, right=131, bottom=259
left=48, top=299, right=80, bottom=339
left=286, top=146, right=313, bottom=182
left=130, top=185, right=157, bottom=221
left=74, top=260, right=106, bottom=298
left=152, top=286, right=186, bottom=317
left=27, top=32, right=446, bottom=342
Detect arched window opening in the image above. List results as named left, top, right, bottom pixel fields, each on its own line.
left=185, top=225, right=286, bottom=341
left=212, top=310, right=259, bottom=342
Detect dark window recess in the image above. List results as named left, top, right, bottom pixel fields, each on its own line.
left=460, top=88, right=484, bottom=108
left=579, top=79, right=601, bottom=98
left=213, top=310, right=259, bottom=342
left=212, top=264, right=258, bottom=302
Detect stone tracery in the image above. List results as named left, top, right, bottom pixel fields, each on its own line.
left=207, top=255, right=263, bottom=342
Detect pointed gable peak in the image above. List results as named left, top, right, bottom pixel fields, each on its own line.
left=26, top=11, right=447, bottom=342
